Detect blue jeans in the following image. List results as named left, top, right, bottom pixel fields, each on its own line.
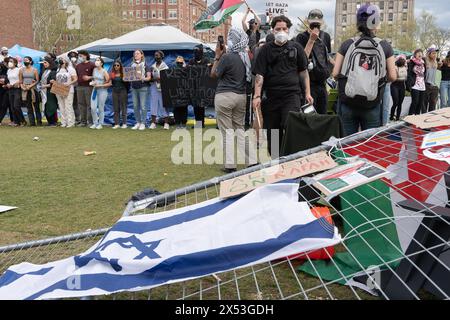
left=440, top=80, right=450, bottom=108
left=132, top=87, right=148, bottom=124
left=90, top=88, right=108, bottom=126
left=382, top=83, right=391, bottom=126
left=338, top=100, right=382, bottom=136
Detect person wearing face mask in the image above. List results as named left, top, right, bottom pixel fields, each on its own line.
left=39, top=57, right=59, bottom=127
left=52, top=58, right=78, bottom=128
left=188, top=44, right=211, bottom=129
left=296, top=9, right=333, bottom=115
left=127, top=49, right=152, bottom=131
left=173, top=56, right=188, bottom=129
left=5, top=58, right=26, bottom=126
left=67, top=51, right=80, bottom=125
left=0, top=47, right=8, bottom=64
left=19, top=56, right=41, bottom=126
left=89, top=57, right=111, bottom=130
left=253, top=15, right=313, bottom=158
left=75, top=50, right=95, bottom=127
left=110, top=60, right=130, bottom=129
left=149, top=51, right=170, bottom=130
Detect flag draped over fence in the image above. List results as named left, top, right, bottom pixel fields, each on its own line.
left=0, top=182, right=340, bottom=300
left=194, top=0, right=244, bottom=31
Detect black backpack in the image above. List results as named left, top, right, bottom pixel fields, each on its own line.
left=310, top=32, right=332, bottom=82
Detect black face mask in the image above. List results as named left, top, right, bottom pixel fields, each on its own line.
left=194, top=50, right=203, bottom=61
left=177, top=62, right=184, bottom=67
left=24, top=62, right=31, bottom=67
left=155, top=57, right=162, bottom=63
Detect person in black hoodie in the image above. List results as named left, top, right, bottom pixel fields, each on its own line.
left=188, top=44, right=210, bottom=128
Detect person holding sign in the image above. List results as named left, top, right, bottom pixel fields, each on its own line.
left=149, top=51, right=170, bottom=130
left=89, top=57, right=111, bottom=130
left=52, top=58, right=77, bottom=128
left=242, top=6, right=261, bottom=51
left=253, top=16, right=313, bottom=157
left=129, top=49, right=152, bottom=131
left=212, top=27, right=257, bottom=174
left=173, top=56, right=188, bottom=129
left=19, top=56, right=41, bottom=126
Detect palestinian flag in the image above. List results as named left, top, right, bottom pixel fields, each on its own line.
left=300, top=127, right=450, bottom=295
left=194, top=0, right=244, bottom=31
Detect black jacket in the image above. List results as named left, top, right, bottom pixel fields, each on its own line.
left=406, top=59, right=426, bottom=92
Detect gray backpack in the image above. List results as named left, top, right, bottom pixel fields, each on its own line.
left=340, top=36, right=387, bottom=108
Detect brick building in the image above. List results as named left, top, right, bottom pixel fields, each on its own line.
left=0, top=0, right=34, bottom=48
left=118, top=0, right=231, bottom=43
left=335, top=0, right=415, bottom=48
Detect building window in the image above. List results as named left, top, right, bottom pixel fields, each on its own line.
left=122, top=11, right=127, bottom=19
left=143, top=10, right=147, bottom=19
left=168, top=9, right=177, bottom=19
left=136, top=0, right=140, bottom=4
left=380, top=13, right=384, bottom=21
left=402, top=12, right=407, bottom=21
left=152, top=10, right=156, bottom=18
left=129, top=0, right=133, bottom=5
left=342, top=2, right=347, bottom=11
left=388, top=13, right=393, bottom=21
left=129, top=11, right=133, bottom=18
left=403, top=0, right=408, bottom=9
left=342, top=14, right=347, bottom=24
left=136, top=10, right=140, bottom=18
left=158, top=9, right=163, bottom=18
left=169, top=0, right=177, bottom=4
left=379, top=1, right=384, bottom=10
left=389, top=1, right=394, bottom=10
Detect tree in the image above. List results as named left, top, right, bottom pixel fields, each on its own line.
left=415, top=10, right=450, bottom=52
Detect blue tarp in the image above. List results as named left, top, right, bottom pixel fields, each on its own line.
left=8, top=44, right=47, bottom=74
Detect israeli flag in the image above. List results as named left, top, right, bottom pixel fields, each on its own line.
left=0, top=183, right=341, bottom=300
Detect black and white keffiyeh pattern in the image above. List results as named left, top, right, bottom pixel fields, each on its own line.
left=227, top=27, right=252, bottom=82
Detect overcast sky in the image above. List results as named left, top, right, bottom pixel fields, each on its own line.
left=230, top=0, right=450, bottom=32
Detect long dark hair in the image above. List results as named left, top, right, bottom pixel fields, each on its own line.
left=357, top=24, right=374, bottom=38
left=113, top=60, right=124, bottom=78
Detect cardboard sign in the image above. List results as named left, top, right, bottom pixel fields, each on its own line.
left=404, top=109, right=450, bottom=129
left=123, top=66, right=143, bottom=82
left=50, top=82, right=70, bottom=98
left=220, top=151, right=337, bottom=199
left=265, top=1, right=289, bottom=16
left=161, top=65, right=217, bottom=108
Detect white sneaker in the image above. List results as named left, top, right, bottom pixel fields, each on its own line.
left=139, top=123, right=146, bottom=131
left=61, top=124, right=67, bottom=128
left=150, top=123, right=157, bottom=130
left=96, top=125, right=103, bottom=130
left=90, top=125, right=97, bottom=129
left=113, top=125, right=120, bottom=130
left=164, top=123, right=170, bottom=130
left=132, top=123, right=140, bottom=130
left=121, top=124, right=128, bottom=129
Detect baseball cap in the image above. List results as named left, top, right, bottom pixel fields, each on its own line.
left=308, top=9, right=324, bottom=24
left=1, top=47, right=8, bottom=51
left=357, top=4, right=381, bottom=28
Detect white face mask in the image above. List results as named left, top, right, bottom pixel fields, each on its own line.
left=275, top=31, right=289, bottom=45
left=95, top=61, right=102, bottom=67
left=71, top=57, right=77, bottom=63
left=8, top=62, right=14, bottom=69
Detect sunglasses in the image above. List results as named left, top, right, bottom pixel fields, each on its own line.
left=309, top=14, right=323, bottom=19
left=114, top=64, right=120, bottom=67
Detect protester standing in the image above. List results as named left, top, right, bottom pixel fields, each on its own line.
left=439, top=52, right=450, bottom=108
left=40, top=57, right=59, bottom=127
left=390, top=55, right=408, bottom=121
left=0, top=47, right=8, bottom=64
left=296, top=9, right=333, bottom=115
left=332, top=4, right=396, bottom=136
left=407, top=49, right=427, bottom=115
left=212, top=27, right=257, bottom=173
left=68, top=51, right=80, bottom=125
left=425, top=47, right=440, bottom=112
left=19, top=56, right=41, bottom=126
left=75, top=50, right=95, bottom=127
left=188, top=44, right=210, bottom=129
left=90, top=57, right=110, bottom=130
left=53, top=58, right=77, bottom=128
left=173, top=56, right=188, bottom=129
left=242, top=6, right=261, bottom=51
left=110, top=60, right=129, bottom=129
left=129, top=49, right=151, bottom=131
left=6, top=57, right=26, bottom=126
left=0, top=57, right=10, bottom=124
left=253, top=15, right=313, bottom=157
left=150, top=51, right=170, bottom=130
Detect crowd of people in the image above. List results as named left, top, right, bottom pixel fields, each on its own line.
left=1, top=4, right=450, bottom=172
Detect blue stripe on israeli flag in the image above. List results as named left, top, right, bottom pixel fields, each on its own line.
left=0, top=183, right=341, bottom=300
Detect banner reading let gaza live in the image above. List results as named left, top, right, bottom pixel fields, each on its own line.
left=265, top=1, right=289, bottom=16
left=160, top=66, right=218, bottom=109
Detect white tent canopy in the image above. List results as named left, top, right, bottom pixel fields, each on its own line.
left=86, top=24, right=204, bottom=53
left=59, top=38, right=113, bottom=62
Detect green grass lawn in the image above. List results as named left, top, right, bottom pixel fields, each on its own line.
left=0, top=124, right=227, bottom=246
